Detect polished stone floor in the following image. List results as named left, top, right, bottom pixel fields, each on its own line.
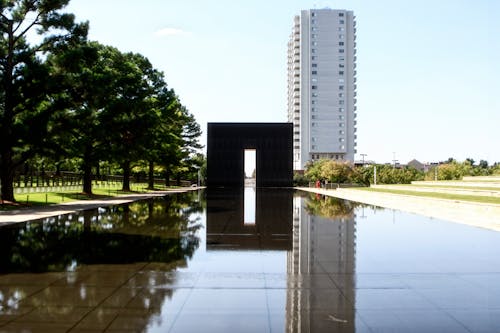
left=0, top=190, right=499, bottom=332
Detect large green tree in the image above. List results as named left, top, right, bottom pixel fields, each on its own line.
left=142, top=83, right=183, bottom=190
left=162, top=106, right=202, bottom=186
left=49, top=42, right=124, bottom=194
left=103, top=51, right=162, bottom=192
left=0, top=0, right=87, bottom=201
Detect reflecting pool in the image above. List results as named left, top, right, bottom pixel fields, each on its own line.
left=0, top=189, right=499, bottom=332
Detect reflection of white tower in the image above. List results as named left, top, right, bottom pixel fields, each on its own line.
left=287, top=195, right=356, bottom=332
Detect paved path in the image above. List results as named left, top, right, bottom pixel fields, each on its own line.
left=298, top=187, right=500, bottom=232
left=0, top=189, right=198, bottom=225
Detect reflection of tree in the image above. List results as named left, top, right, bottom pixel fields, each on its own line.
left=0, top=192, right=202, bottom=273
left=304, top=193, right=356, bottom=219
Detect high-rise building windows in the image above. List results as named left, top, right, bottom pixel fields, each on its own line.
left=287, top=8, right=356, bottom=169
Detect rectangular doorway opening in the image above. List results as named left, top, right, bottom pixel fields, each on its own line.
left=244, top=149, right=256, bottom=224
left=244, top=149, right=256, bottom=186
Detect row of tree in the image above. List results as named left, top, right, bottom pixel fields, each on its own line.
left=297, top=158, right=500, bottom=186
left=1, top=0, right=202, bottom=202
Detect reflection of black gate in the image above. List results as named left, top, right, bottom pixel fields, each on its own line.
left=206, top=188, right=293, bottom=250
left=207, top=123, right=293, bottom=187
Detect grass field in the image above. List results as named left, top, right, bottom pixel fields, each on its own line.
left=0, top=182, right=180, bottom=210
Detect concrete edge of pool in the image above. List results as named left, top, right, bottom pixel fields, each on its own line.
left=0, top=188, right=202, bottom=225
left=298, top=187, right=500, bottom=232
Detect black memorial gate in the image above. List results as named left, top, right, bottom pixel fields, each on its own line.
left=207, top=123, right=293, bottom=187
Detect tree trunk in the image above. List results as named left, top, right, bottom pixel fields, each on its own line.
left=83, top=209, right=93, bottom=232
left=165, top=169, right=170, bottom=187
left=95, top=162, right=101, bottom=179
left=147, top=161, right=154, bottom=190
left=0, top=150, right=15, bottom=202
left=148, top=200, right=154, bottom=220
left=122, top=160, right=131, bottom=191
left=55, top=162, right=61, bottom=176
left=1, top=22, right=15, bottom=202
left=82, top=147, right=93, bottom=195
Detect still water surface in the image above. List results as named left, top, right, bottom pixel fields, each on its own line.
left=0, top=189, right=499, bottom=332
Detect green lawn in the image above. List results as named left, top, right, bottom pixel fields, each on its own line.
left=354, top=187, right=500, bottom=205
left=0, top=182, right=176, bottom=210
left=392, top=184, right=500, bottom=191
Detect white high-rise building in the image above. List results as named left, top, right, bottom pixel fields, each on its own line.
left=287, top=9, right=357, bottom=170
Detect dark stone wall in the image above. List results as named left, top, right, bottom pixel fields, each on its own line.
left=207, top=123, right=293, bottom=187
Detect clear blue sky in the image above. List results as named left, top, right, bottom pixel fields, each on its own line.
left=65, top=0, right=499, bottom=165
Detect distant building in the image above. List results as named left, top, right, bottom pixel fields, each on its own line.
left=407, top=159, right=429, bottom=172
left=287, top=8, right=357, bottom=170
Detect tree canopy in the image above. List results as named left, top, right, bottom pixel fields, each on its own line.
left=0, top=0, right=202, bottom=201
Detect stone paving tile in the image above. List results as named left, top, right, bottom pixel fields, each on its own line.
left=16, top=306, right=91, bottom=324
left=168, top=312, right=270, bottom=333
left=0, top=322, right=72, bottom=333
left=17, top=286, right=116, bottom=307
left=353, top=288, right=439, bottom=310
left=447, top=308, right=500, bottom=333
left=0, top=272, right=65, bottom=286
left=71, top=308, right=120, bottom=331
left=357, top=309, right=470, bottom=333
